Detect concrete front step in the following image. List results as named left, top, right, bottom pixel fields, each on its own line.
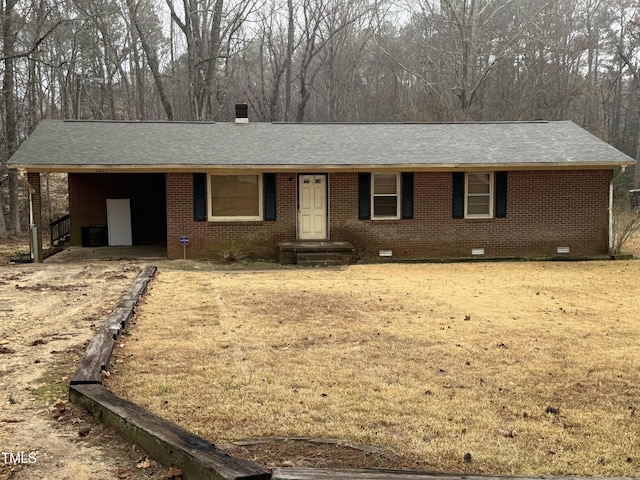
left=296, top=253, right=345, bottom=267
left=277, top=241, right=356, bottom=265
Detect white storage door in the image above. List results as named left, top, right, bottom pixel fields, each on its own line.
left=107, top=198, right=133, bottom=246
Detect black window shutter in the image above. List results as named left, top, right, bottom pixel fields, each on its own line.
left=264, top=173, right=277, bottom=221
left=193, top=173, right=207, bottom=222
left=452, top=172, right=465, bottom=218
left=401, top=172, right=414, bottom=219
left=495, top=171, right=507, bottom=218
left=358, top=173, right=371, bottom=220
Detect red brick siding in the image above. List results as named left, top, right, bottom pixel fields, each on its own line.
left=163, top=169, right=611, bottom=260
left=166, top=173, right=297, bottom=259
left=330, top=170, right=611, bottom=258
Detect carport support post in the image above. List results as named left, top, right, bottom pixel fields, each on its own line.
left=26, top=172, right=43, bottom=263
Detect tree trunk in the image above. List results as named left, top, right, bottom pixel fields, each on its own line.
left=3, top=0, right=20, bottom=235
left=284, top=0, right=294, bottom=121
left=129, top=0, right=173, bottom=120
left=635, top=107, right=640, bottom=189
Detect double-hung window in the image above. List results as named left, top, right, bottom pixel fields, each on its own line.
left=372, top=173, right=400, bottom=219
left=465, top=172, right=493, bottom=218
left=209, top=174, right=262, bottom=221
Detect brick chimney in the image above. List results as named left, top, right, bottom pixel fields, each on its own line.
left=235, top=102, right=249, bottom=123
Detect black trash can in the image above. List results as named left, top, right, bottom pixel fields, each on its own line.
left=81, top=226, right=108, bottom=247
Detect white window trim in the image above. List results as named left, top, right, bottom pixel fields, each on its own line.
left=371, top=173, right=400, bottom=220
left=464, top=172, right=494, bottom=219
left=208, top=173, right=263, bottom=222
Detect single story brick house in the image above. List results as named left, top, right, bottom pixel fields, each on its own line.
left=9, top=115, right=636, bottom=262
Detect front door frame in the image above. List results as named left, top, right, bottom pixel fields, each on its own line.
left=297, top=173, right=329, bottom=240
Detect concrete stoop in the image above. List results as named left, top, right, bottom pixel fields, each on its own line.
left=277, top=241, right=356, bottom=266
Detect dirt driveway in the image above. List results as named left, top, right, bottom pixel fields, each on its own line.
left=0, top=248, right=164, bottom=480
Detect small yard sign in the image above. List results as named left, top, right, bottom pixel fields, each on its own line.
left=179, top=235, right=189, bottom=259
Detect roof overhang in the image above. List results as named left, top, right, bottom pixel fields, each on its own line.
left=13, top=163, right=630, bottom=174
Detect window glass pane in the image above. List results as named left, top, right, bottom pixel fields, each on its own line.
left=467, top=173, right=490, bottom=194
left=374, top=174, right=397, bottom=195
left=211, top=175, right=259, bottom=217
left=467, top=196, right=490, bottom=215
left=374, top=196, right=397, bottom=217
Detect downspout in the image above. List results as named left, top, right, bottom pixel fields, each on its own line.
left=609, top=166, right=627, bottom=255
left=18, top=172, right=40, bottom=263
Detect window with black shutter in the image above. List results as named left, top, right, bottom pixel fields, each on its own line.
left=452, top=172, right=465, bottom=219
left=495, top=171, right=507, bottom=218
left=193, top=173, right=207, bottom=222
left=401, top=172, right=414, bottom=219
left=358, top=173, right=371, bottom=220
left=264, top=173, right=277, bottom=221
left=452, top=171, right=508, bottom=219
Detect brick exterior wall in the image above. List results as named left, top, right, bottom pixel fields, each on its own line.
left=166, top=172, right=297, bottom=259
left=161, top=169, right=612, bottom=260
left=331, top=170, right=611, bottom=258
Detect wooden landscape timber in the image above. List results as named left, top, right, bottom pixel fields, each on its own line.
left=68, top=264, right=270, bottom=479
left=271, top=468, right=635, bottom=480
left=69, top=383, right=270, bottom=480
left=70, top=265, right=157, bottom=385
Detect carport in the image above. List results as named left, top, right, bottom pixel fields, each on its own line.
left=68, top=172, right=167, bottom=248
left=21, top=171, right=167, bottom=262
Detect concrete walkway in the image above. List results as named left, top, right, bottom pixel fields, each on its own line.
left=44, top=245, right=166, bottom=263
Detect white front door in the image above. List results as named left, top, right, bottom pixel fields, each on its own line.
left=298, top=174, right=327, bottom=240
left=107, top=198, right=133, bottom=246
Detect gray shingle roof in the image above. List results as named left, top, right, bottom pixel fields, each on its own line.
left=9, top=119, right=635, bottom=171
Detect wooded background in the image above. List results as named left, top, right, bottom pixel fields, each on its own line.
left=1, top=0, right=639, bottom=237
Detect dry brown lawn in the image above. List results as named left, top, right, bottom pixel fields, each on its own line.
left=107, top=258, right=640, bottom=477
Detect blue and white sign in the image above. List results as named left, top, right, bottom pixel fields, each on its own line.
left=179, top=235, right=189, bottom=259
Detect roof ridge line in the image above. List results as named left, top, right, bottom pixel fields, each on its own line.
left=63, top=119, right=216, bottom=125
left=270, top=120, right=551, bottom=125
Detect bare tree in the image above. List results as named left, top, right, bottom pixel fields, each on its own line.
left=125, top=0, right=174, bottom=120
left=165, top=0, right=259, bottom=120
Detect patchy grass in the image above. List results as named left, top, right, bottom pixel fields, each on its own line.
left=157, top=258, right=301, bottom=272
left=107, top=260, right=640, bottom=476
left=31, top=366, right=71, bottom=405
left=0, top=236, right=30, bottom=264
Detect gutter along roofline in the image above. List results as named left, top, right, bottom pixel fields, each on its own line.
left=13, top=162, right=632, bottom=174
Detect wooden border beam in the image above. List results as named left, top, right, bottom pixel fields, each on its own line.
left=70, top=383, right=269, bottom=480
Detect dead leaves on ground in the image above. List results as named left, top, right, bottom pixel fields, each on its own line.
left=136, top=456, right=150, bottom=469
left=136, top=456, right=182, bottom=480
left=164, top=466, right=182, bottom=479
left=496, top=427, right=515, bottom=438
